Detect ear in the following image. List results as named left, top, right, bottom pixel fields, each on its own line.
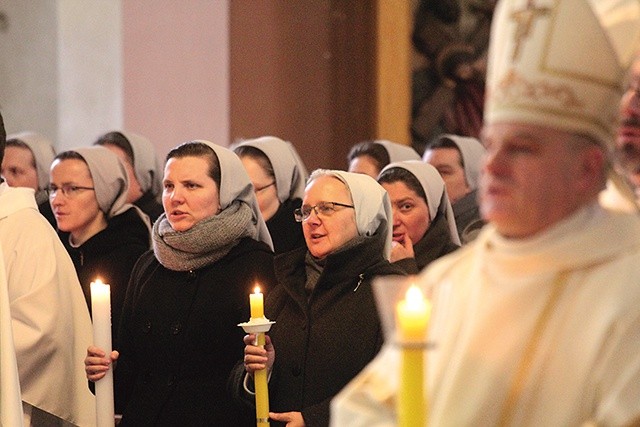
left=575, top=145, right=606, bottom=195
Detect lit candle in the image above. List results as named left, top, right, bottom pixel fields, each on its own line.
left=250, top=286, right=265, bottom=319
left=396, top=284, right=431, bottom=427
left=90, top=279, right=115, bottom=427
left=248, top=285, right=270, bottom=426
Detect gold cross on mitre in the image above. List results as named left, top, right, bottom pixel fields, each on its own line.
left=509, top=0, right=552, bottom=61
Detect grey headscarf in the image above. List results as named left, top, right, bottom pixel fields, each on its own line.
left=375, top=139, right=421, bottom=163
left=7, top=131, right=55, bottom=204
left=118, top=131, right=163, bottom=198
left=72, top=146, right=133, bottom=219
left=380, top=160, right=461, bottom=245
left=308, top=169, right=393, bottom=260
left=194, top=140, right=273, bottom=250
left=426, top=134, right=486, bottom=190
left=234, top=136, right=309, bottom=202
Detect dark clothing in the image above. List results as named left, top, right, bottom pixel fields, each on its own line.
left=38, top=199, right=56, bottom=229
left=134, top=190, right=164, bottom=224
left=452, top=189, right=484, bottom=243
left=266, top=197, right=305, bottom=254
left=115, top=237, right=277, bottom=426
left=231, top=230, right=405, bottom=427
left=60, top=207, right=150, bottom=346
left=394, top=212, right=460, bottom=274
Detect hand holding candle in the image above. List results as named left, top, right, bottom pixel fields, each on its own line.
left=90, top=279, right=115, bottom=427
left=396, top=284, right=431, bottom=427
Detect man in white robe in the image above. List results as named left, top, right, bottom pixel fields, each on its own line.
left=0, top=112, right=96, bottom=426
left=331, top=0, right=640, bottom=425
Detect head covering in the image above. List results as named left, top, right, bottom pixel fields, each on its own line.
left=72, top=146, right=131, bottom=218
left=193, top=140, right=273, bottom=250
left=118, top=131, right=163, bottom=198
left=311, top=170, right=393, bottom=260
left=375, top=139, right=421, bottom=163
left=7, top=131, right=55, bottom=204
left=234, top=136, right=309, bottom=202
left=485, top=0, right=640, bottom=149
left=380, top=160, right=461, bottom=245
left=427, top=134, right=486, bottom=190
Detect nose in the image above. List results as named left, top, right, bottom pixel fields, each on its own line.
left=482, top=147, right=508, bottom=177
left=620, top=86, right=640, bottom=118
left=391, top=206, right=401, bottom=227
left=168, top=186, right=184, bottom=203
left=50, top=189, right=64, bottom=206
left=305, top=206, right=321, bottom=225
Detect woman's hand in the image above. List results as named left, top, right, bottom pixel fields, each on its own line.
left=390, top=234, right=415, bottom=262
left=85, top=345, right=119, bottom=382
left=243, top=333, right=275, bottom=375
left=269, top=411, right=305, bottom=427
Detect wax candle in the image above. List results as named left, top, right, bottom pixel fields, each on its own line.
left=250, top=286, right=265, bottom=319
left=248, top=285, right=270, bottom=426
left=396, top=284, right=431, bottom=427
left=90, top=279, right=115, bottom=427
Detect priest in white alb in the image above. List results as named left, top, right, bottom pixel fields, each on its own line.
left=331, top=0, right=640, bottom=425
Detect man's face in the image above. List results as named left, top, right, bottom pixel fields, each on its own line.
left=423, top=147, right=470, bottom=204
left=617, top=58, right=640, bottom=188
left=480, top=122, right=595, bottom=238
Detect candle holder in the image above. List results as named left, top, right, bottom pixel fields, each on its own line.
left=239, top=316, right=275, bottom=427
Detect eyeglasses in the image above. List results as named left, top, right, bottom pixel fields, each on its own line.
left=294, top=201, right=355, bottom=222
left=255, top=182, right=275, bottom=193
left=47, top=184, right=95, bottom=198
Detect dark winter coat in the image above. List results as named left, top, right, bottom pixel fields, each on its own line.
left=266, top=197, right=305, bottom=254
left=115, top=237, right=276, bottom=426
left=60, top=207, right=150, bottom=345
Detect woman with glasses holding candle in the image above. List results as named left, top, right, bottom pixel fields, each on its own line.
left=231, top=169, right=405, bottom=427
left=85, top=141, right=277, bottom=425
left=49, top=146, right=150, bottom=345
left=234, top=136, right=308, bottom=254
left=378, top=160, right=461, bottom=273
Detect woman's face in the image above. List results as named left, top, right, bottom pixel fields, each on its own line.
left=2, top=145, right=39, bottom=190
left=381, top=180, right=430, bottom=245
left=49, top=158, right=106, bottom=243
left=162, top=156, right=220, bottom=232
left=301, top=175, right=358, bottom=259
left=240, top=156, right=279, bottom=221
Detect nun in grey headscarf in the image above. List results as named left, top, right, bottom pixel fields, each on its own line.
left=378, top=160, right=460, bottom=273
left=87, top=140, right=277, bottom=425
left=423, top=134, right=486, bottom=242
left=347, top=139, right=420, bottom=179
left=94, top=130, right=164, bottom=221
left=5, top=131, right=57, bottom=227
left=49, top=145, right=151, bottom=343
left=234, top=135, right=308, bottom=253
left=231, top=168, right=405, bottom=426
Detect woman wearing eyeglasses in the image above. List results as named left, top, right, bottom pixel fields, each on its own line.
left=234, top=136, right=308, bottom=254
left=49, top=146, right=150, bottom=345
left=231, top=169, right=405, bottom=427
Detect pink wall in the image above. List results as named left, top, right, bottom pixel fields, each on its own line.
left=122, top=0, right=229, bottom=159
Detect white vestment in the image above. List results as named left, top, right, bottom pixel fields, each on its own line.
left=0, top=183, right=96, bottom=426
left=331, top=203, right=640, bottom=426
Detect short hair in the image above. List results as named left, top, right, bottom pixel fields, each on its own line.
left=377, top=167, right=428, bottom=203
left=233, top=145, right=275, bottom=180
left=427, top=136, right=464, bottom=168
left=347, top=141, right=390, bottom=171
left=54, top=150, right=87, bottom=163
left=166, top=142, right=221, bottom=187
left=94, top=132, right=135, bottom=166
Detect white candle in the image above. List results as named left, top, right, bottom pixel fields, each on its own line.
left=90, top=279, right=115, bottom=427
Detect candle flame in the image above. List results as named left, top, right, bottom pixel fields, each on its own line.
left=254, top=285, right=261, bottom=294
left=94, top=278, right=104, bottom=286
left=405, top=285, right=426, bottom=311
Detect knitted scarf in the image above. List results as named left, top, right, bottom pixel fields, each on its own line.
left=153, top=201, right=254, bottom=271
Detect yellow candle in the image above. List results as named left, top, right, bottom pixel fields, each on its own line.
left=254, top=332, right=270, bottom=427
left=250, top=286, right=265, bottom=319
left=90, top=279, right=115, bottom=427
left=396, top=285, right=431, bottom=427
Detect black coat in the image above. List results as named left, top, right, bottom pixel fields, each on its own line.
left=60, top=207, right=150, bottom=346
left=232, top=229, right=405, bottom=427
left=266, top=198, right=305, bottom=254
left=115, top=237, right=277, bottom=426
left=134, top=190, right=164, bottom=224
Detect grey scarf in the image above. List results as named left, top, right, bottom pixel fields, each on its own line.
left=152, top=201, right=254, bottom=271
